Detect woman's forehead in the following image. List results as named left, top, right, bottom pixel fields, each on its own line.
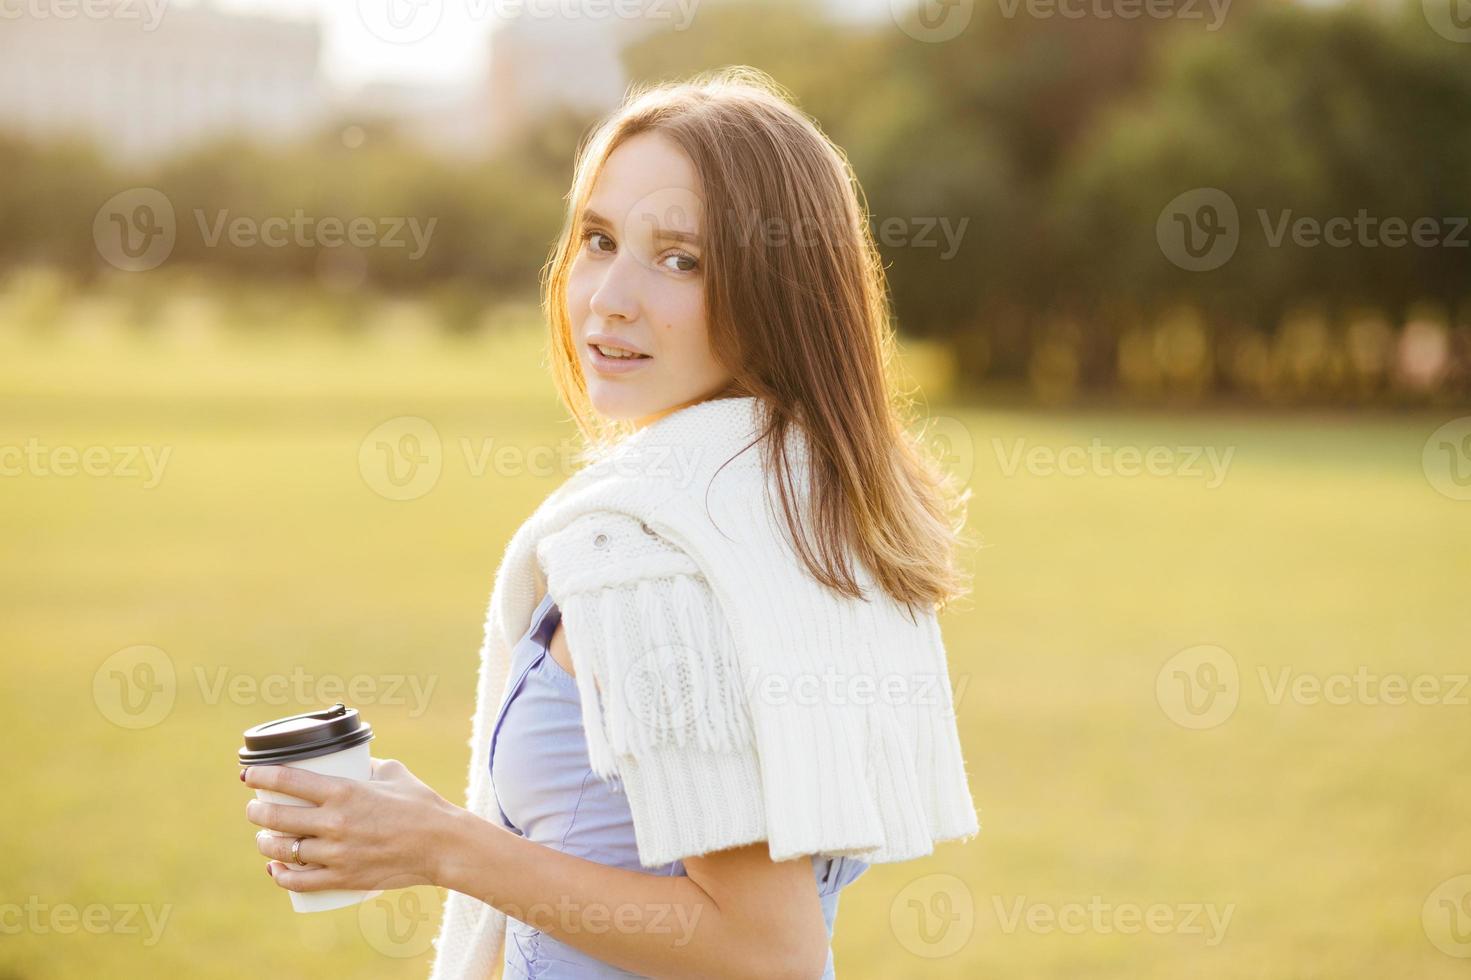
left=586, top=133, right=705, bottom=238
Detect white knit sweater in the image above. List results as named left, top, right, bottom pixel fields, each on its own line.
left=427, top=395, right=980, bottom=979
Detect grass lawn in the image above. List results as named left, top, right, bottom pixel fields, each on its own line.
left=2, top=326, right=1467, bottom=978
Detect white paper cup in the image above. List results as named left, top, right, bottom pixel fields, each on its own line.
left=240, top=704, right=381, bottom=913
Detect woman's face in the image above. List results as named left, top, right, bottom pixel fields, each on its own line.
left=566, top=132, right=733, bottom=428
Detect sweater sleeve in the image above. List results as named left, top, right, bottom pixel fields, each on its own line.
left=535, top=511, right=769, bottom=868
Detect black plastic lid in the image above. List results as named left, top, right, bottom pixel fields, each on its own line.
left=237, top=703, right=373, bottom=766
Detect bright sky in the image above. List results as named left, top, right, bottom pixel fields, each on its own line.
left=211, top=0, right=499, bottom=89
left=203, top=0, right=883, bottom=90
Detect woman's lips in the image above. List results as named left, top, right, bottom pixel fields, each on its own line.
left=587, top=343, right=653, bottom=375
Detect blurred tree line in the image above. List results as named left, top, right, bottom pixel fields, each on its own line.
left=2, top=0, right=1468, bottom=403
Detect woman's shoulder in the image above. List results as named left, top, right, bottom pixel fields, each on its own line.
left=535, top=510, right=703, bottom=597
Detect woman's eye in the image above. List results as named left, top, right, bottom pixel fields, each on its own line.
left=661, top=252, right=699, bottom=274
left=583, top=230, right=614, bottom=254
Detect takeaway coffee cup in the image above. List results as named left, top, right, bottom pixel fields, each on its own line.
left=238, top=703, right=381, bottom=913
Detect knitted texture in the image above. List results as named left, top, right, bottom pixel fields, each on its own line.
left=426, top=396, right=980, bottom=980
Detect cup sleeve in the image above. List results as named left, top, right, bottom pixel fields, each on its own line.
left=536, top=511, right=769, bottom=867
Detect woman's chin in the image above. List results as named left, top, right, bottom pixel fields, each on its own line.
left=586, top=383, right=654, bottom=423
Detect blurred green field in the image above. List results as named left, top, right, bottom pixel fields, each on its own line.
left=2, top=325, right=1468, bottom=979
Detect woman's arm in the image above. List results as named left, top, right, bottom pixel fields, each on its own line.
left=434, top=809, right=831, bottom=980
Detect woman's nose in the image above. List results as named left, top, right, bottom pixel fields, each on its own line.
left=587, top=251, right=640, bottom=322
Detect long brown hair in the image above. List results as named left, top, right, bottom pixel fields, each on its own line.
left=542, top=66, right=973, bottom=614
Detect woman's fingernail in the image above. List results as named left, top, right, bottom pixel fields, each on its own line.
left=239, top=768, right=247, bottom=782
left=266, top=863, right=274, bottom=878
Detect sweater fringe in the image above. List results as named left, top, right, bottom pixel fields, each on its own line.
left=559, top=574, right=754, bottom=784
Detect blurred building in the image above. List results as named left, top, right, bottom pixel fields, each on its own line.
left=335, top=79, right=496, bottom=159
left=0, top=0, right=712, bottom=166
left=0, top=3, right=325, bottom=164
left=484, top=11, right=644, bottom=150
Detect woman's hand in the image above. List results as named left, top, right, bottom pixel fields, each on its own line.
left=243, top=757, right=461, bottom=893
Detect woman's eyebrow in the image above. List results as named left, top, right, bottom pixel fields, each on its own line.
left=582, top=207, right=701, bottom=245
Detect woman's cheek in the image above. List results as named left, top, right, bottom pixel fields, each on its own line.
left=565, top=263, right=593, bottom=320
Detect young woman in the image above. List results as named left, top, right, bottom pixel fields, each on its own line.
left=243, top=67, right=979, bottom=979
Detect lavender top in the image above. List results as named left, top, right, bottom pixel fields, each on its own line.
left=488, top=591, right=869, bottom=978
